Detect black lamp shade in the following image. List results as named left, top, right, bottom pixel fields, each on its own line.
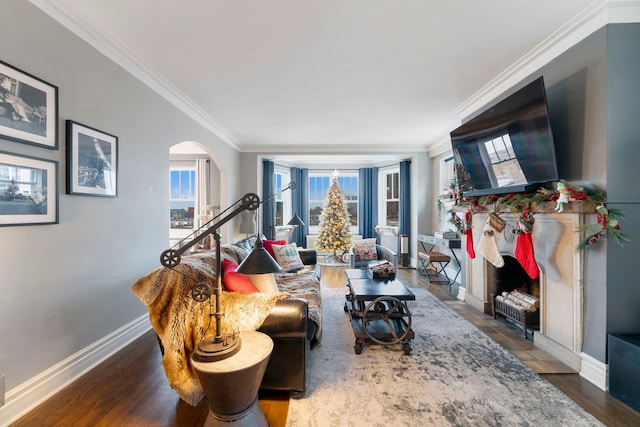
left=287, top=213, right=305, bottom=227
left=237, top=239, right=282, bottom=274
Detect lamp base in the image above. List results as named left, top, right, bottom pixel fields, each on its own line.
left=193, top=334, right=241, bottom=362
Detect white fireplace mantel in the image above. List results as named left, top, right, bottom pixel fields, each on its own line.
left=463, top=211, right=586, bottom=371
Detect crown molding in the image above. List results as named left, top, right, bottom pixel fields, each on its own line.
left=29, top=0, right=240, bottom=149
left=240, top=142, right=428, bottom=154
left=453, top=0, right=640, bottom=121
left=427, top=136, right=455, bottom=159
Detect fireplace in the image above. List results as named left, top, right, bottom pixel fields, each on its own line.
left=463, top=210, right=586, bottom=371
left=488, top=255, right=540, bottom=339
left=488, top=255, right=540, bottom=303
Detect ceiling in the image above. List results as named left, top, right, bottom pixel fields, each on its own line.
left=33, top=0, right=615, bottom=161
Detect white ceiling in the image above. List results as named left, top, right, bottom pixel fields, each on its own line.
left=31, top=0, right=636, bottom=162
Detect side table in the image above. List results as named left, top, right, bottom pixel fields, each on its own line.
left=192, top=330, right=273, bottom=427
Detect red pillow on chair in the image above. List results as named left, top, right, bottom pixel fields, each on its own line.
left=221, top=258, right=259, bottom=293
left=262, top=239, right=287, bottom=257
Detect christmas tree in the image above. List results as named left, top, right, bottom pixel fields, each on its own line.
left=315, top=171, right=352, bottom=259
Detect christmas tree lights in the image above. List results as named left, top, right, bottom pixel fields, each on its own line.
left=315, top=171, right=352, bottom=260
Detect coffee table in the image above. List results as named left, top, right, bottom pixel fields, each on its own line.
left=344, top=269, right=415, bottom=354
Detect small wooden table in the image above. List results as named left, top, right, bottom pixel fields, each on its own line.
left=344, top=269, right=415, bottom=354
left=417, top=234, right=462, bottom=286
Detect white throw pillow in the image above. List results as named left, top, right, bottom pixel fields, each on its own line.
left=247, top=273, right=279, bottom=293
left=352, top=238, right=378, bottom=261
left=272, top=242, right=305, bottom=272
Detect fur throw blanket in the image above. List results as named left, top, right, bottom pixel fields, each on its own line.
left=131, top=255, right=289, bottom=406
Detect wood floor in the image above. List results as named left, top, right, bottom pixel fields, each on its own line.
left=10, top=269, right=640, bottom=427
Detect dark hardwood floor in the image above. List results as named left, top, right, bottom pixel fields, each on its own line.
left=10, top=268, right=640, bottom=426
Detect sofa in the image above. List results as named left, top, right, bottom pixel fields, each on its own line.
left=348, top=242, right=397, bottom=269
left=131, top=235, right=321, bottom=405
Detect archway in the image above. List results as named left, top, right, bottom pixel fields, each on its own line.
left=168, top=141, right=226, bottom=247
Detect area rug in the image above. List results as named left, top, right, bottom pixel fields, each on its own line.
left=286, top=286, right=603, bottom=427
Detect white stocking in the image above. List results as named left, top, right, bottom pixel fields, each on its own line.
left=477, top=223, right=504, bottom=268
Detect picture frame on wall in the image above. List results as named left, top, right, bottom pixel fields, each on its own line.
left=0, top=59, right=58, bottom=149
left=0, top=150, right=58, bottom=226
left=66, top=120, right=118, bottom=197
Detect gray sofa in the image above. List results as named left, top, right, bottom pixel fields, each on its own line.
left=348, top=244, right=397, bottom=269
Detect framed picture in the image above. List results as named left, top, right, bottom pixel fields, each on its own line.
left=0, top=150, right=58, bottom=226
left=0, top=59, right=58, bottom=149
left=66, top=120, right=118, bottom=197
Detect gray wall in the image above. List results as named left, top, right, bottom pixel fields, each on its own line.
left=606, top=24, right=640, bottom=343
left=0, top=1, right=240, bottom=391
left=541, top=27, right=609, bottom=361
left=544, top=23, right=640, bottom=362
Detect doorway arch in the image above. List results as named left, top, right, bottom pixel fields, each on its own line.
left=169, top=140, right=226, bottom=247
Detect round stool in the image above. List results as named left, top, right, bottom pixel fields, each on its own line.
left=192, top=330, right=274, bottom=427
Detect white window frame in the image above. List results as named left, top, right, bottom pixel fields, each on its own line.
left=169, top=161, right=197, bottom=243
left=439, top=156, right=456, bottom=196
left=378, top=166, right=400, bottom=228
left=307, top=170, right=359, bottom=235
left=274, top=166, right=291, bottom=227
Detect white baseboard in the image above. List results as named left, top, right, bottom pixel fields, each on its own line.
left=457, top=286, right=466, bottom=301
left=580, top=352, right=608, bottom=391
left=0, top=314, right=151, bottom=427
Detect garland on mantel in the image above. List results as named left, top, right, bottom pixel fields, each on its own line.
left=452, top=180, right=630, bottom=250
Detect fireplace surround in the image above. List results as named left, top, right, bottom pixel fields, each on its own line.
left=463, top=209, right=587, bottom=371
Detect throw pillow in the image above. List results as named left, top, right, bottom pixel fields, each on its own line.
left=272, top=242, right=305, bottom=272
left=262, top=239, right=287, bottom=258
left=221, top=258, right=259, bottom=293
left=352, top=238, right=378, bottom=261
left=247, top=273, right=279, bottom=293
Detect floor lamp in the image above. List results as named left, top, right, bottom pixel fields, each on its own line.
left=159, top=186, right=295, bottom=426
left=160, top=194, right=276, bottom=426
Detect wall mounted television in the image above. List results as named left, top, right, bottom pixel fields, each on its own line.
left=450, top=76, right=559, bottom=197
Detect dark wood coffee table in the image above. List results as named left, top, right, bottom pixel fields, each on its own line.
left=344, top=269, right=415, bottom=354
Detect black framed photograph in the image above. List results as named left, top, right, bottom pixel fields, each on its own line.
left=66, top=120, right=118, bottom=197
left=0, top=59, right=58, bottom=149
left=0, top=150, right=58, bottom=226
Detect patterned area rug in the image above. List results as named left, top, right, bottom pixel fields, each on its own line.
left=286, top=286, right=603, bottom=427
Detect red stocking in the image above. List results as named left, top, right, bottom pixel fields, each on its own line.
left=514, top=213, right=539, bottom=279
left=464, top=211, right=475, bottom=259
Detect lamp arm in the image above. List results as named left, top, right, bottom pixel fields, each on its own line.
left=160, top=193, right=260, bottom=268
left=160, top=182, right=295, bottom=268
left=260, top=182, right=295, bottom=206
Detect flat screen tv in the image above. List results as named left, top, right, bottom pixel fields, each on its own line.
left=450, top=76, right=558, bottom=197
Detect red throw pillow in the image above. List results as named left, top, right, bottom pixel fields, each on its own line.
left=221, top=258, right=259, bottom=292
left=262, top=239, right=287, bottom=257
left=222, top=258, right=238, bottom=275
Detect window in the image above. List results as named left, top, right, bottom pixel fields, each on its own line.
left=439, top=156, right=456, bottom=196
left=0, top=164, right=40, bottom=199
left=273, top=167, right=291, bottom=226
left=482, top=133, right=526, bottom=187
left=308, top=171, right=358, bottom=231
left=380, top=168, right=399, bottom=227
left=170, top=164, right=196, bottom=230
left=308, top=174, right=329, bottom=227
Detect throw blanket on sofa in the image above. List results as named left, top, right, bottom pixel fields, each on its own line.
left=275, top=267, right=323, bottom=345
left=131, top=256, right=289, bottom=406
